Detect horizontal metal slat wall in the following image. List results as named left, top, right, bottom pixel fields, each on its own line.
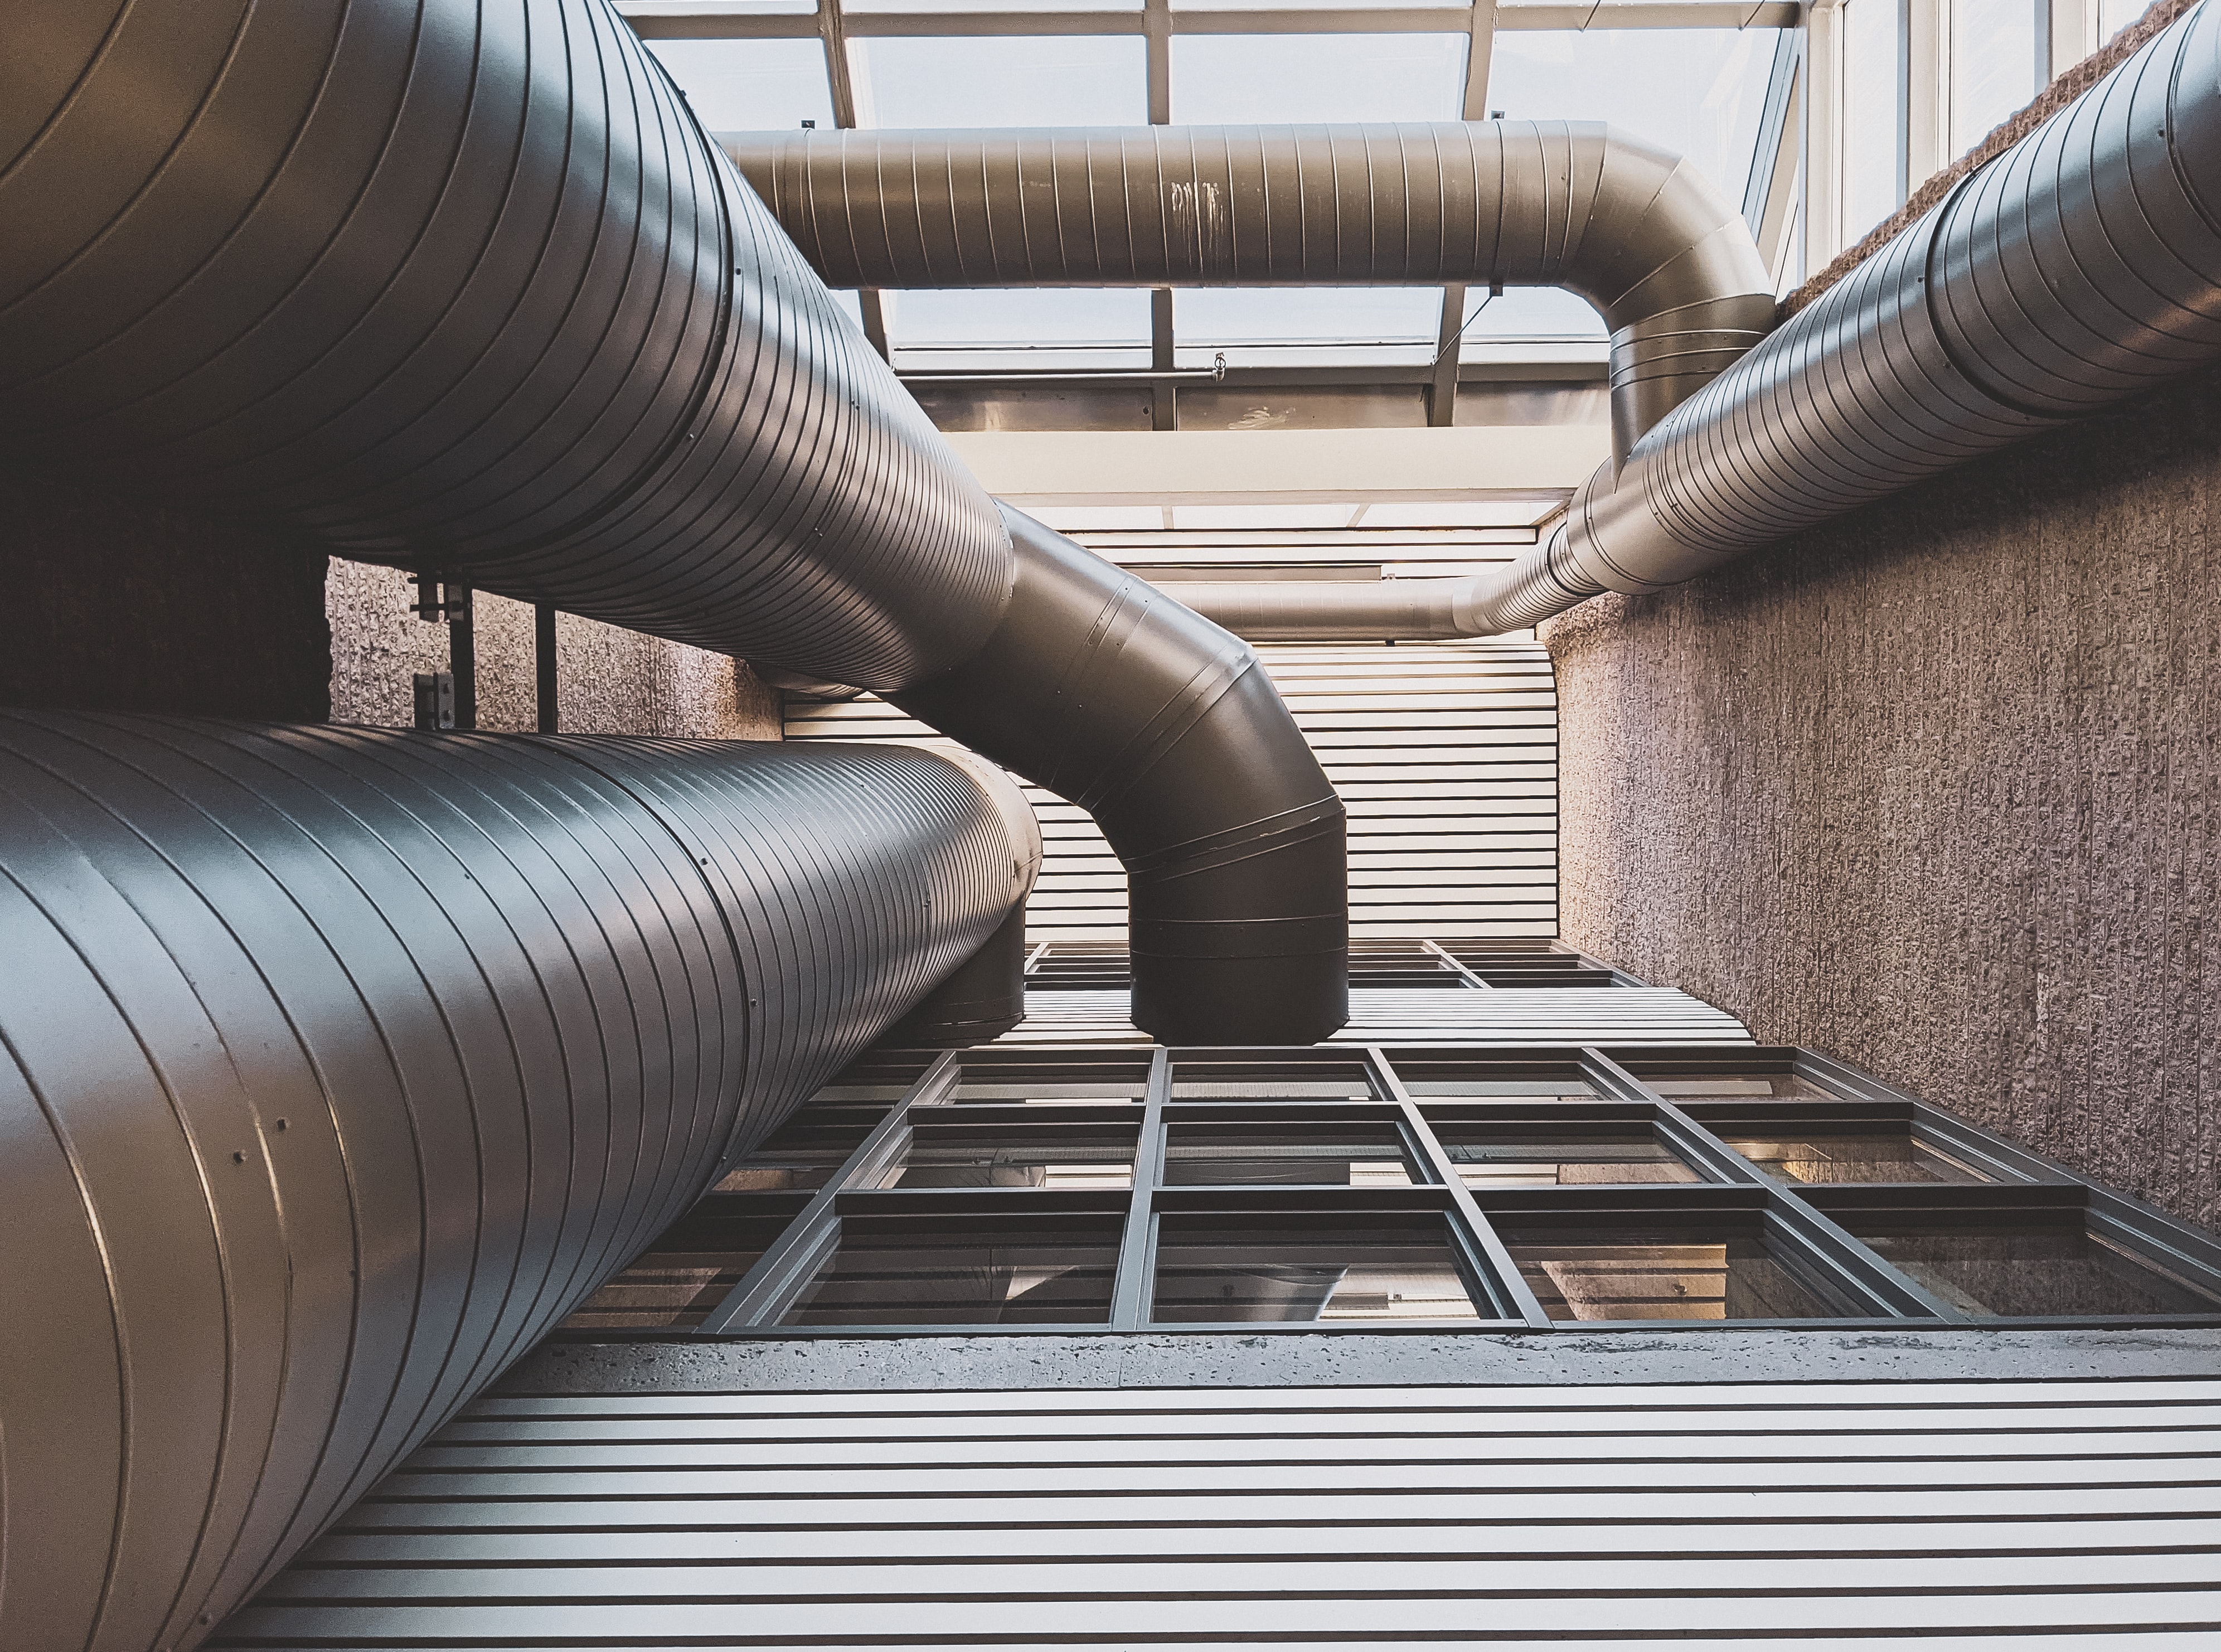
left=785, top=640, right=1556, bottom=944
left=218, top=1378, right=2221, bottom=1645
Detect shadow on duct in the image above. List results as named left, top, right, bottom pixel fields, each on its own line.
left=0, top=1, right=1329, bottom=1647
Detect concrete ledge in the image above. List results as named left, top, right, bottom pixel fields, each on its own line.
left=502, top=1329, right=2221, bottom=1393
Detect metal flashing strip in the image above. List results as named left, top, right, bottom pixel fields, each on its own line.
left=219, top=1377, right=2221, bottom=1646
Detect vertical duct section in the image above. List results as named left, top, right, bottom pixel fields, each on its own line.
left=896, top=508, right=1349, bottom=1045
left=0, top=714, right=1033, bottom=1652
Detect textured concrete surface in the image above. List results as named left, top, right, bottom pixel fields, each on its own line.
left=328, top=560, right=782, bottom=738
left=503, top=1329, right=2221, bottom=1391
left=2, top=461, right=331, bottom=720
left=1542, top=367, right=2221, bottom=1233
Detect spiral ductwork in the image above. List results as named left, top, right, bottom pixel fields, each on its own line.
left=1184, top=3, right=2221, bottom=643
left=0, top=713, right=1033, bottom=1652
left=724, top=121, right=1777, bottom=460
left=0, top=0, right=1010, bottom=692
left=1, top=0, right=1349, bottom=1047
left=895, top=507, right=1349, bottom=1045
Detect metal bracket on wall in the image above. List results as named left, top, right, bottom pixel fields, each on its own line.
left=408, top=573, right=477, bottom=729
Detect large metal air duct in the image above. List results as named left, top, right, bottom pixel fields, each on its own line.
left=898, top=506, right=1349, bottom=1044
left=1171, top=4, right=2221, bottom=642
left=725, top=122, right=1776, bottom=464
left=0, top=0, right=1347, bottom=1045
left=0, top=715, right=1036, bottom=1652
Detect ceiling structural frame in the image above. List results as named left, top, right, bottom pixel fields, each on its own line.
left=630, top=0, right=1794, bottom=412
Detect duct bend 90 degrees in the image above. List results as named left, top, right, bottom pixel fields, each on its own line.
left=725, top=121, right=1776, bottom=467
left=895, top=506, right=1350, bottom=1046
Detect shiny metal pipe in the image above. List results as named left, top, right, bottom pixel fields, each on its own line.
left=0, top=714, right=1034, bottom=1652
left=1191, top=4, right=2221, bottom=641
left=1, top=0, right=1347, bottom=1047
left=0, top=0, right=1010, bottom=694
left=724, top=122, right=1777, bottom=459
left=896, top=507, right=1350, bottom=1045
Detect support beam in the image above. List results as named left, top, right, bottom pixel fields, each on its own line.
left=535, top=603, right=559, bottom=733
left=621, top=3, right=1803, bottom=40
left=2048, top=0, right=2103, bottom=77
left=943, top=425, right=1608, bottom=506
left=1803, top=0, right=1845, bottom=266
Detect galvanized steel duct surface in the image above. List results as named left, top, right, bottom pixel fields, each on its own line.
left=0, top=713, right=1034, bottom=1652
left=724, top=122, right=1776, bottom=459
left=895, top=507, right=1349, bottom=1045
left=1184, top=3, right=2221, bottom=642
left=2, top=0, right=1350, bottom=1047
left=0, top=0, right=1010, bottom=692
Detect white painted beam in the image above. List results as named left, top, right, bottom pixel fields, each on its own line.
left=943, top=427, right=1608, bottom=506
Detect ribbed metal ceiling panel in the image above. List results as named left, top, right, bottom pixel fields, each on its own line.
left=217, top=1378, right=2221, bottom=1644
left=786, top=639, right=1556, bottom=943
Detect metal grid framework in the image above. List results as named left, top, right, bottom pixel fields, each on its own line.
left=564, top=1036, right=2221, bottom=1336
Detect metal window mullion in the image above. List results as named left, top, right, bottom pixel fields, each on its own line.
left=1108, top=1046, right=1170, bottom=1328
left=1582, top=1049, right=1965, bottom=1322
left=694, top=1050, right=960, bottom=1333
left=1420, top=938, right=1491, bottom=989
left=1365, top=1047, right=1553, bottom=1328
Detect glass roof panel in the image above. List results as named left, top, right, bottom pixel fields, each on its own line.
left=1175, top=287, right=1443, bottom=366
left=885, top=288, right=1152, bottom=370
left=1171, top=33, right=1468, bottom=124
left=648, top=38, right=836, bottom=131
left=1177, top=0, right=1464, bottom=8
left=620, top=1, right=816, bottom=16
left=1485, top=29, right=1781, bottom=205
left=850, top=36, right=1148, bottom=127
left=854, top=0, right=1139, bottom=9
left=1449, top=286, right=1607, bottom=344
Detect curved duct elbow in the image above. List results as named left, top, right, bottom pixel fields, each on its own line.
left=896, top=507, right=1349, bottom=1045
left=1185, top=4, right=2221, bottom=644
left=0, top=0, right=1010, bottom=691
left=0, top=715, right=1032, bottom=1651
left=725, top=121, right=1774, bottom=459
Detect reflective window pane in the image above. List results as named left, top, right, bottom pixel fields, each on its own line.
left=1434, top=1125, right=1703, bottom=1188
left=1171, top=34, right=1467, bottom=123
left=850, top=36, right=1147, bottom=128
left=1638, top=1070, right=1847, bottom=1101
left=1841, top=0, right=1904, bottom=243
left=1163, top=1122, right=1419, bottom=1186
left=886, top=288, right=1151, bottom=372
left=1717, top=1127, right=1991, bottom=1185
left=875, top=1125, right=1136, bottom=1189
left=781, top=1222, right=1120, bottom=1325
left=1488, top=30, right=1781, bottom=204
left=1153, top=1216, right=1483, bottom=1322
left=648, top=37, right=835, bottom=133
left=1500, top=1223, right=1864, bottom=1321
left=561, top=1209, right=792, bottom=1331
left=1172, top=1063, right=1373, bottom=1101
left=1175, top=288, right=1445, bottom=369
left=1847, top=1219, right=2221, bottom=1318
left=1952, top=0, right=2039, bottom=159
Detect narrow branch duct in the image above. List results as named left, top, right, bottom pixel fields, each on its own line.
left=1171, top=4, right=2221, bottom=642
left=0, top=716, right=1035, bottom=1651
left=724, top=122, right=1776, bottom=466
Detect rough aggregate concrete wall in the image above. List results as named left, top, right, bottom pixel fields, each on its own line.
left=1541, top=370, right=2221, bottom=1231
left=328, top=560, right=782, bottom=738
left=3, top=461, right=331, bottom=720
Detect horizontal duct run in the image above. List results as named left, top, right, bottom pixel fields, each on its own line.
left=0, top=0, right=1349, bottom=1045
left=0, top=715, right=1036, bottom=1652
left=1176, top=2, right=2221, bottom=641
left=724, top=121, right=1776, bottom=464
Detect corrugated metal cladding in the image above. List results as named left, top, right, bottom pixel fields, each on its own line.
left=787, top=640, right=1556, bottom=944
left=219, top=1378, right=2221, bottom=1645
